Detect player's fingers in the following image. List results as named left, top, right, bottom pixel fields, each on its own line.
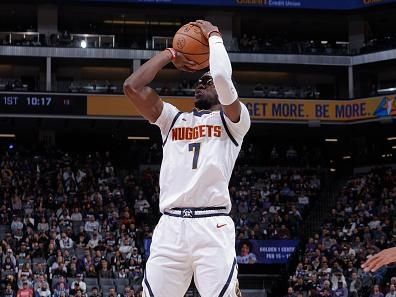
left=362, top=255, right=379, bottom=266
left=371, top=260, right=387, bottom=272
left=363, top=258, right=381, bottom=271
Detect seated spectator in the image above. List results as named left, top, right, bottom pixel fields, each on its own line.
left=123, top=286, right=135, bottom=297
left=70, top=274, right=86, bottom=294
left=35, top=281, right=51, bottom=297
left=371, top=284, right=385, bottom=297
left=59, top=232, right=74, bottom=250
left=87, top=287, right=99, bottom=297
left=283, top=287, right=295, bottom=297
left=107, top=287, right=118, bottom=297
left=98, top=259, right=112, bottom=279
left=348, top=271, right=362, bottom=297
left=17, top=280, right=33, bottom=297
left=4, top=283, right=15, bottom=297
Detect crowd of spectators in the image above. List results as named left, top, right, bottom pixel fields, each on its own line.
left=288, top=167, right=396, bottom=297
left=5, top=26, right=396, bottom=57
left=0, top=141, right=324, bottom=296
left=251, top=84, right=320, bottom=99
left=237, top=33, right=349, bottom=55
left=230, top=165, right=321, bottom=241
left=360, top=33, right=396, bottom=54
left=0, top=149, right=157, bottom=297
left=0, top=79, right=29, bottom=92
left=67, top=81, right=119, bottom=94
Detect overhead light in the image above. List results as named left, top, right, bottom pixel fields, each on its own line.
left=127, top=136, right=150, bottom=140
left=387, top=136, right=396, bottom=141
left=321, top=41, right=328, bottom=44
left=325, top=138, right=338, bottom=142
left=80, top=40, right=87, bottom=49
left=342, top=155, right=351, bottom=159
left=0, top=133, right=15, bottom=138
left=104, top=20, right=181, bottom=26
left=336, top=41, right=349, bottom=45
left=8, top=144, right=14, bottom=149
left=392, top=146, right=396, bottom=149
left=330, top=168, right=336, bottom=172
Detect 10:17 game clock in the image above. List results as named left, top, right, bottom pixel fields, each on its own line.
left=0, top=93, right=87, bottom=115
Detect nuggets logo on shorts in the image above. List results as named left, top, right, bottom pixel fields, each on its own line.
left=182, top=209, right=194, bottom=217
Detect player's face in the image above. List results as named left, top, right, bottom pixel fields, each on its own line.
left=194, top=75, right=219, bottom=110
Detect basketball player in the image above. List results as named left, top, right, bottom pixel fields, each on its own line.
left=123, top=20, right=250, bottom=297
left=361, top=247, right=396, bottom=272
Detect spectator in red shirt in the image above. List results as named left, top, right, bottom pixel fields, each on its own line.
left=17, top=281, right=33, bottom=297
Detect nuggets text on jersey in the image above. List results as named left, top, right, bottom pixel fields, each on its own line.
left=171, top=125, right=222, bottom=141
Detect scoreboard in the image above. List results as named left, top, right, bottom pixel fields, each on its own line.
left=0, top=93, right=87, bottom=116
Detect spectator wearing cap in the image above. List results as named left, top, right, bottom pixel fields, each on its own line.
left=127, top=247, right=142, bottom=266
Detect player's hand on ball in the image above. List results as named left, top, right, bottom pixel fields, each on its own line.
left=172, top=51, right=197, bottom=72
left=190, top=20, right=220, bottom=39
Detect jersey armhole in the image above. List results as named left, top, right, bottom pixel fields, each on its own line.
left=163, top=111, right=183, bottom=146
left=220, top=109, right=239, bottom=147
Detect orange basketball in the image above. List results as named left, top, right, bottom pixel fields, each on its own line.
left=173, top=24, right=209, bottom=70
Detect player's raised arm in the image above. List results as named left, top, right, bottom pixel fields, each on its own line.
left=192, top=20, right=241, bottom=123
left=361, top=247, right=396, bottom=272
left=123, top=49, right=196, bottom=123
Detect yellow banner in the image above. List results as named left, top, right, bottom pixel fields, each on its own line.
left=87, top=95, right=396, bottom=123
left=87, top=95, right=195, bottom=116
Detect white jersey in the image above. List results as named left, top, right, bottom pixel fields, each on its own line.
left=153, top=101, right=251, bottom=213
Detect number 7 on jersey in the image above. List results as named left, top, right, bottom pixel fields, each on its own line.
left=188, top=143, right=201, bottom=169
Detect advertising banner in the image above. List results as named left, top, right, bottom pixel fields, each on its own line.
left=87, top=94, right=396, bottom=124
left=236, top=240, right=299, bottom=264
left=244, top=95, right=396, bottom=122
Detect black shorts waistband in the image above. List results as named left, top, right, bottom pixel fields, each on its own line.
left=164, top=207, right=228, bottom=218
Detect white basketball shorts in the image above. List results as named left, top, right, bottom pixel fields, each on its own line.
left=142, top=208, right=239, bottom=297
